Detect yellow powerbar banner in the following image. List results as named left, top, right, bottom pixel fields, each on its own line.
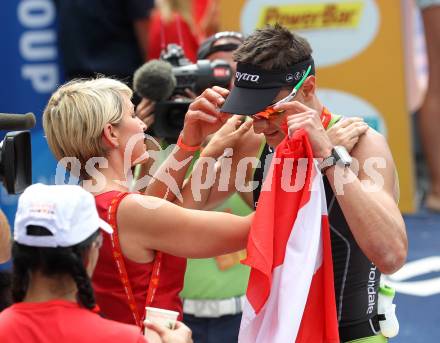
left=258, top=2, right=364, bottom=30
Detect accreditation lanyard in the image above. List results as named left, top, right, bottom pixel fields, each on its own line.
left=107, top=192, right=163, bottom=330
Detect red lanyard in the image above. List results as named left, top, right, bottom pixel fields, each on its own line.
left=107, top=192, right=163, bottom=329
left=160, top=13, right=185, bottom=52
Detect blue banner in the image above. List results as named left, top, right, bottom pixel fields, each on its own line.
left=0, top=0, right=63, bottom=269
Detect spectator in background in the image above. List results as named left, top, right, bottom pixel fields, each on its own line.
left=197, top=31, right=244, bottom=88
left=54, top=0, right=154, bottom=84
left=0, top=209, right=10, bottom=263
left=0, top=184, right=192, bottom=343
left=148, top=0, right=199, bottom=62
left=416, top=0, right=440, bottom=211
left=192, top=0, right=220, bottom=41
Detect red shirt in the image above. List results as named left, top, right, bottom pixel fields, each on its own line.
left=0, top=300, right=146, bottom=343
left=147, top=10, right=199, bottom=62
left=192, top=0, right=211, bottom=40
left=93, top=191, right=186, bottom=325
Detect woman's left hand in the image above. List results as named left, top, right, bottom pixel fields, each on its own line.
left=327, top=117, right=369, bottom=152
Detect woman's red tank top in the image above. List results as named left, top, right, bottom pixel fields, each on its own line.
left=92, top=191, right=186, bottom=324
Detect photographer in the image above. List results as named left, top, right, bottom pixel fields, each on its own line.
left=133, top=41, right=237, bottom=188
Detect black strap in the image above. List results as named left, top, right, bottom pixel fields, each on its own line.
left=377, top=313, right=386, bottom=321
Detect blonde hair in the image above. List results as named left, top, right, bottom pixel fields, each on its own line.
left=42, top=78, right=132, bottom=178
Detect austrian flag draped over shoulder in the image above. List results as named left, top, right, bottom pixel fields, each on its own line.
left=239, top=130, right=339, bottom=343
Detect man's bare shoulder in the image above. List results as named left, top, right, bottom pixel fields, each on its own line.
left=351, top=127, right=393, bottom=162
left=350, top=127, right=398, bottom=197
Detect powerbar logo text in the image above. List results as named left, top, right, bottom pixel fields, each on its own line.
left=258, top=2, right=364, bottom=31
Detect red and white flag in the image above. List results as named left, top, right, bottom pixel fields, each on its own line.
left=239, top=130, right=339, bottom=343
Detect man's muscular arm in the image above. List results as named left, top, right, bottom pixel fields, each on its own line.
left=283, top=100, right=407, bottom=274
left=324, top=129, right=407, bottom=274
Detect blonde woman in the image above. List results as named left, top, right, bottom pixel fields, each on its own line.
left=42, top=78, right=252, bottom=329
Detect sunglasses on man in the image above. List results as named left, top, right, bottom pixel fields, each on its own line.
left=252, top=65, right=312, bottom=120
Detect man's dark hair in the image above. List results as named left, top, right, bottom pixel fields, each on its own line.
left=11, top=226, right=99, bottom=310
left=233, top=24, right=312, bottom=70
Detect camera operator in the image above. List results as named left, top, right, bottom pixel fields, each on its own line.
left=134, top=43, right=233, bottom=142
left=133, top=50, right=203, bottom=190
left=132, top=41, right=237, bottom=190
left=0, top=111, right=35, bottom=263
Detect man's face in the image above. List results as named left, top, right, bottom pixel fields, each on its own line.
left=252, top=88, right=305, bottom=147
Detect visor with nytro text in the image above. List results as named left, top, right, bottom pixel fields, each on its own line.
left=221, top=57, right=315, bottom=115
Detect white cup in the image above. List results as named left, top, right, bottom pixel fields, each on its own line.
left=144, top=307, right=179, bottom=342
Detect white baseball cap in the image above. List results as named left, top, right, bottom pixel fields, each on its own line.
left=14, top=183, right=113, bottom=247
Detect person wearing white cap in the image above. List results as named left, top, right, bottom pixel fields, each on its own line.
left=42, top=78, right=252, bottom=328
left=0, top=184, right=192, bottom=343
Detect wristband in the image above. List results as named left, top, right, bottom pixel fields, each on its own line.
left=177, top=134, right=201, bottom=152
